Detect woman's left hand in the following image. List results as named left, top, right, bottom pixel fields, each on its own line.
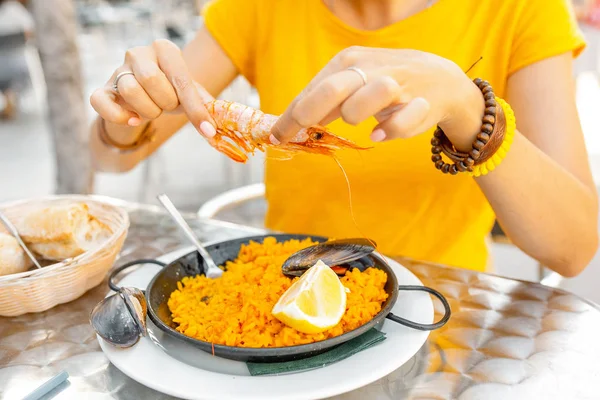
left=270, top=46, right=484, bottom=151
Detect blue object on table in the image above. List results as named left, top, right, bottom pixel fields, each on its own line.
left=22, top=370, right=69, bottom=400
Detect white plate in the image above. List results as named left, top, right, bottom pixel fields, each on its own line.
left=98, top=246, right=433, bottom=400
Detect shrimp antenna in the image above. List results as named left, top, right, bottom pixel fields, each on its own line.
left=465, top=56, right=483, bottom=74
left=332, top=155, right=377, bottom=250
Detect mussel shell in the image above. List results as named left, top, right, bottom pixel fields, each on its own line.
left=121, top=287, right=147, bottom=334
left=90, top=287, right=147, bottom=348
left=281, top=238, right=376, bottom=277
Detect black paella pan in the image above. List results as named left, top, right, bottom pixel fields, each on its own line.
left=102, top=234, right=451, bottom=363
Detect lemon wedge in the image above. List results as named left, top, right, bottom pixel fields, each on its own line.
left=272, top=260, right=347, bottom=334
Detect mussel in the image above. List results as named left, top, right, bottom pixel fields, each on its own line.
left=89, top=287, right=148, bottom=348
left=281, top=238, right=377, bottom=277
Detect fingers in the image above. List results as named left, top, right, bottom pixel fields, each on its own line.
left=90, top=87, right=138, bottom=126
left=153, top=39, right=216, bottom=138
left=319, top=106, right=342, bottom=126
left=127, top=47, right=179, bottom=112
left=91, top=40, right=216, bottom=137
left=271, top=69, right=366, bottom=144
left=268, top=97, right=302, bottom=145
left=372, top=97, right=430, bottom=142
left=340, top=76, right=407, bottom=125
left=114, top=74, right=163, bottom=120
left=294, top=69, right=366, bottom=127
left=91, top=45, right=173, bottom=126
left=269, top=61, right=430, bottom=146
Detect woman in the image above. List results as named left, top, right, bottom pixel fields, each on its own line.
left=89, top=0, right=598, bottom=277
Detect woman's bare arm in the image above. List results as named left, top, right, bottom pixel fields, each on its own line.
left=476, top=53, right=598, bottom=276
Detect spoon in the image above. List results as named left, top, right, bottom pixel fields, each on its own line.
left=281, top=238, right=377, bottom=277
left=0, top=211, right=43, bottom=270
left=156, top=194, right=223, bottom=279
left=90, top=286, right=148, bottom=348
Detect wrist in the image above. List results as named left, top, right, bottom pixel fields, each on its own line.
left=438, top=78, right=485, bottom=152
left=101, top=118, right=147, bottom=146
left=96, top=117, right=155, bottom=152
left=431, top=78, right=513, bottom=176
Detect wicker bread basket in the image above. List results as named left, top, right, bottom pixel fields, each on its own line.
left=0, top=195, right=129, bottom=316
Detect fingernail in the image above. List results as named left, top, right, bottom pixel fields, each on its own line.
left=371, top=129, right=386, bottom=142
left=269, top=134, right=281, bottom=145
left=200, top=121, right=216, bottom=138
left=128, top=117, right=141, bottom=127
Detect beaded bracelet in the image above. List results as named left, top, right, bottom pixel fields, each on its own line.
left=469, top=97, right=515, bottom=177
left=430, top=78, right=515, bottom=177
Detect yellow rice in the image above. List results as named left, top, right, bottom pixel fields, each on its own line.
left=167, top=236, right=389, bottom=348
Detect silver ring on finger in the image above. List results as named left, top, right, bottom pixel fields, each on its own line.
left=112, top=71, right=135, bottom=94
left=347, top=66, right=368, bottom=86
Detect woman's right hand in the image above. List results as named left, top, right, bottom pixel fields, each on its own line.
left=90, top=39, right=217, bottom=138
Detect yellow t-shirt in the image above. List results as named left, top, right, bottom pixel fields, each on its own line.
left=202, top=0, right=585, bottom=271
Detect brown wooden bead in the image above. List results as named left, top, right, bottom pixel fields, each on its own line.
left=481, top=123, right=493, bottom=134
left=434, top=77, right=500, bottom=175
left=477, top=132, right=490, bottom=143
left=482, top=115, right=495, bottom=125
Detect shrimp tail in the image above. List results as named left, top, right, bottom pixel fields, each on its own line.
left=213, top=138, right=249, bottom=163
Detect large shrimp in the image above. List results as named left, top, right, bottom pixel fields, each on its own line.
left=203, top=100, right=370, bottom=163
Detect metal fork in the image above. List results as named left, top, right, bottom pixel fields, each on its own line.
left=156, top=194, right=223, bottom=279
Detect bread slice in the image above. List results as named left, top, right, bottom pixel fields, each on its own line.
left=17, top=203, right=112, bottom=260
left=0, top=232, right=33, bottom=276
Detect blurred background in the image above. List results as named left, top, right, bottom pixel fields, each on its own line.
left=1, top=0, right=600, bottom=298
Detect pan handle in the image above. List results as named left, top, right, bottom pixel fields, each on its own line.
left=108, top=259, right=167, bottom=292
left=385, top=285, right=451, bottom=331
